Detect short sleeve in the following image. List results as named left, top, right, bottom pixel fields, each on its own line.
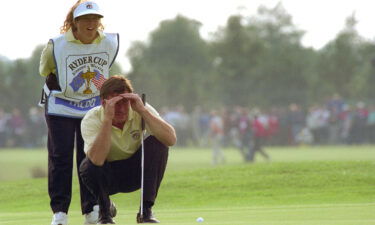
left=39, top=40, right=56, bottom=76
left=81, top=108, right=102, bottom=154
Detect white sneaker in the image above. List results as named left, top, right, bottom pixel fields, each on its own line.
left=84, top=205, right=99, bottom=224
left=51, top=212, right=68, bottom=225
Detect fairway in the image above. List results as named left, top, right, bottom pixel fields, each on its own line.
left=0, top=146, right=374, bottom=225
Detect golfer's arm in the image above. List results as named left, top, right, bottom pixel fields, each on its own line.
left=87, top=118, right=112, bottom=166
left=140, top=110, right=177, bottom=147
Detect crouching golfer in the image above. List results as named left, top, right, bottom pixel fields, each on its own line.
left=79, top=75, right=176, bottom=224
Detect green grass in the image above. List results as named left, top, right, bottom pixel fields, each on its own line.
left=0, top=148, right=47, bottom=181
left=2, top=145, right=373, bottom=180
left=0, top=146, right=374, bottom=224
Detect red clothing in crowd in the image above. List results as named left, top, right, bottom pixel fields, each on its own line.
left=252, top=117, right=268, bottom=137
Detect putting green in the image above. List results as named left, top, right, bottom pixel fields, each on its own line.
left=0, top=146, right=374, bottom=225
left=0, top=203, right=374, bottom=225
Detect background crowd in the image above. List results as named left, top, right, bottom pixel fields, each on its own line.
left=1, top=95, right=375, bottom=149
left=161, top=94, right=375, bottom=149
left=0, top=107, right=46, bottom=148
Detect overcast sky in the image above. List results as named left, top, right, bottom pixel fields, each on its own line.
left=2, top=0, right=375, bottom=72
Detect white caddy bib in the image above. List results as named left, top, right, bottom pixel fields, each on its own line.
left=46, top=33, right=119, bottom=118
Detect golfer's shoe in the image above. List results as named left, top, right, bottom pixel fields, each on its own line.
left=109, top=201, right=117, bottom=218
left=136, top=208, right=160, bottom=223
left=84, top=205, right=99, bottom=224
left=97, top=201, right=117, bottom=224
left=51, top=212, right=68, bottom=225
left=97, top=216, right=115, bottom=224
left=97, top=215, right=115, bottom=224
left=84, top=202, right=117, bottom=224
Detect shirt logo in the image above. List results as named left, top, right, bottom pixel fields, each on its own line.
left=131, top=130, right=141, bottom=140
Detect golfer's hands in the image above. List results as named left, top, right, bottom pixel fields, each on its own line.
left=102, top=93, right=146, bottom=121
left=119, top=93, right=146, bottom=113
left=102, top=96, right=124, bottom=121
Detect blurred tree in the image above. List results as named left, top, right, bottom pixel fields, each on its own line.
left=360, top=41, right=375, bottom=101
left=251, top=3, right=313, bottom=107
left=127, top=15, right=213, bottom=110
left=316, top=13, right=372, bottom=101
left=210, top=14, right=264, bottom=106
left=0, top=45, right=44, bottom=112
left=317, top=13, right=361, bottom=97
left=109, top=61, right=123, bottom=75
left=211, top=3, right=312, bottom=107
left=0, top=57, right=12, bottom=110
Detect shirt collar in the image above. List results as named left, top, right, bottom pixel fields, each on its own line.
left=66, top=28, right=105, bottom=44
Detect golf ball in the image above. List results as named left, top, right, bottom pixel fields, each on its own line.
left=196, top=217, right=204, bottom=222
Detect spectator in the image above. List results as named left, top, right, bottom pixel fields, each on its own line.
left=209, top=110, right=225, bottom=165
left=348, top=102, right=368, bottom=144
left=8, top=108, right=27, bottom=147
left=0, top=108, right=10, bottom=147
left=306, top=105, right=329, bottom=145
left=250, top=109, right=271, bottom=162
left=367, top=104, right=375, bottom=143
left=286, top=103, right=305, bottom=145
left=237, top=107, right=253, bottom=162
left=27, top=107, right=46, bottom=147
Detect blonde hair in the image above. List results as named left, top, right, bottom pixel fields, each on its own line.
left=60, top=0, right=104, bottom=34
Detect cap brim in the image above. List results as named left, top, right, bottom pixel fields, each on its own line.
left=74, top=11, right=103, bottom=19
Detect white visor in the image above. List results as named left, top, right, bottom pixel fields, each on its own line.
left=73, top=1, right=103, bottom=19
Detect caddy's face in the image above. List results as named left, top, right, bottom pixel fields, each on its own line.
left=74, top=14, right=101, bottom=41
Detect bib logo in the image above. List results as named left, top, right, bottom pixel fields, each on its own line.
left=86, top=3, right=93, bottom=9
left=68, top=56, right=108, bottom=95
